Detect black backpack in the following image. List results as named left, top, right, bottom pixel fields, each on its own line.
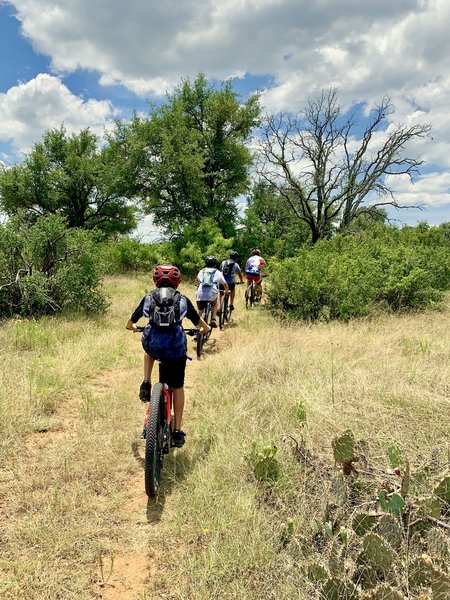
left=143, top=287, right=182, bottom=328
left=222, top=260, right=233, bottom=277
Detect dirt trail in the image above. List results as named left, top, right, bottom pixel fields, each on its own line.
left=92, top=328, right=230, bottom=600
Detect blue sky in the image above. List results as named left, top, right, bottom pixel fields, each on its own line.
left=1, top=0, right=449, bottom=237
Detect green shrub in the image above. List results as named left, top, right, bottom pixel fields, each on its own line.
left=0, top=215, right=107, bottom=317
left=267, top=224, right=450, bottom=321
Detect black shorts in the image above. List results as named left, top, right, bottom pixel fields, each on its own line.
left=219, top=283, right=235, bottom=291
left=157, top=356, right=187, bottom=389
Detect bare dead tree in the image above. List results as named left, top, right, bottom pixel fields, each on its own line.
left=257, top=90, right=432, bottom=243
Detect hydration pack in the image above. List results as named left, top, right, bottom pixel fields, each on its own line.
left=201, top=268, right=216, bottom=287
left=143, top=287, right=181, bottom=328
left=141, top=288, right=187, bottom=359
left=222, top=260, right=232, bottom=277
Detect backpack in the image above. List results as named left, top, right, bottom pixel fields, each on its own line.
left=201, top=268, right=216, bottom=287
left=141, top=288, right=187, bottom=359
left=222, top=260, right=232, bottom=277
left=143, top=287, right=181, bottom=328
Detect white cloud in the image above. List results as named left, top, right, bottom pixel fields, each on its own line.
left=0, top=74, right=116, bottom=154
left=386, top=172, right=450, bottom=208
left=3, top=0, right=450, bottom=213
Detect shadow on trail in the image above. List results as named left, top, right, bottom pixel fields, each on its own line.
left=132, top=436, right=213, bottom=523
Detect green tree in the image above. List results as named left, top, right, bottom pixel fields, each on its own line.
left=0, top=127, right=137, bottom=236
left=239, top=182, right=311, bottom=258
left=0, top=214, right=107, bottom=317
left=258, top=90, right=431, bottom=243
left=107, top=73, right=261, bottom=236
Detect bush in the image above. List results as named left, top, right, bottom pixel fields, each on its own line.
left=101, top=238, right=172, bottom=273
left=0, top=215, right=108, bottom=317
left=267, top=224, right=450, bottom=321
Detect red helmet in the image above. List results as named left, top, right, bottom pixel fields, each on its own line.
left=152, top=264, right=181, bottom=288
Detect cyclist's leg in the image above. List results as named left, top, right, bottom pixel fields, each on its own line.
left=229, top=282, right=236, bottom=308
left=211, top=295, right=220, bottom=325
left=144, top=351, right=154, bottom=381
left=140, top=350, right=155, bottom=401
left=159, top=356, right=187, bottom=436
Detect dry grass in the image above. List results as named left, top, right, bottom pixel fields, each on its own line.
left=0, top=278, right=448, bottom=599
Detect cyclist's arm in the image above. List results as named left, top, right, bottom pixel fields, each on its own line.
left=126, top=298, right=145, bottom=330
left=235, top=265, right=244, bottom=283
left=185, top=297, right=210, bottom=333
left=217, top=272, right=229, bottom=293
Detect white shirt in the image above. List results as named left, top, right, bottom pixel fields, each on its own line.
left=196, top=268, right=226, bottom=301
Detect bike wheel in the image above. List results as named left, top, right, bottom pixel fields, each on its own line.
left=249, top=283, right=255, bottom=307
left=145, top=383, right=165, bottom=497
left=196, top=331, right=204, bottom=359
left=218, top=295, right=226, bottom=329
left=245, top=285, right=250, bottom=308
left=223, top=293, right=231, bottom=322
left=203, top=303, right=212, bottom=341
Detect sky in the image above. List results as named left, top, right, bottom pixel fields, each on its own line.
left=1, top=0, right=449, bottom=238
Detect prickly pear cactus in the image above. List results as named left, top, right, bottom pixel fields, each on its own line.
left=433, top=474, right=450, bottom=505
left=330, top=473, right=349, bottom=506
left=364, top=583, right=407, bottom=599
left=361, top=533, right=396, bottom=574
left=375, top=515, right=402, bottom=550
left=425, top=528, right=449, bottom=567
left=306, top=561, right=329, bottom=583
left=332, top=430, right=358, bottom=475
left=321, top=576, right=360, bottom=600
left=428, top=564, right=450, bottom=600
left=352, top=513, right=378, bottom=537
left=328, top=539, right=346, bottom=576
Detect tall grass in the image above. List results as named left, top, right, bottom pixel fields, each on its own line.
left=0, top=279, right=448, bottom=599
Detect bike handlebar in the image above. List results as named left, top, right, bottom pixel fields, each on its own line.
left=133, top=325, right=199, bottom=336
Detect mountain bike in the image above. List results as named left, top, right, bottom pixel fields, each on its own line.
left=218, top=290, right=231, bottom=329
left=135, top=326, right=197, bottom=497
left=245, top=276, right=264, bottom=308
left=196, top=299, right=214, bottom=358
left=218, top=283, right=244, bottom=327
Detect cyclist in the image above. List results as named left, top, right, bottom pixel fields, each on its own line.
left=245, top=248, right=267, bottom=302
left=126, top=264, right=210, bottom=448
left=195, top=256, right=229, bottom=329
left=219, top=250, right=244, bottom=311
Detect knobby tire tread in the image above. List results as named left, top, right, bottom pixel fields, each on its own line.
left=145, top=383, right=164, bottom=497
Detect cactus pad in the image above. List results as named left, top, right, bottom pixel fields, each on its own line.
left=375, top=515, right=402, bottom=549
left=352, top=513, right=378, bottom=537
left=364, top=583, right=407, bottom=599
left=322, top=576, right=360, bottom=600
left=433, top=475, right=450, bottom=504
left=306, top=562, right=329, bottom=583
left=362, top=533, right=396, bottom=573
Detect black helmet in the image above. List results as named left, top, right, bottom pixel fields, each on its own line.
left=205, top=255, right=218, bottom=268
left=229, top=250, right=239, bottom=260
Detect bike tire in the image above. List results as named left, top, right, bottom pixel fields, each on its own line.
left=196, top=331, right=204, bottom=359
left=249, top=283, right=255, bottom=307
left=145, top=383, right=164, bottom=497
left=245, top=285, right=250, bottom=308
left=223, top=293, right=231, bottom=322
left=203, top=303, right=212, bottom=341
left=218, top=295, right=226, bottom=329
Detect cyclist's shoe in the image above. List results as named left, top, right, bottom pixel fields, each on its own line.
left=210, top=318, right=218, bottom=328
left=172, top=429, right=186, bottom=448
left=230, top=304, right=234, bottom=311
left=139, top=380, right=151, bottom=402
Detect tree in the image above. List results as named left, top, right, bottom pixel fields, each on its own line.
left=238, top=182, right=310, bottom=258
left=0, top=127, right=137, bottom=236
left=257, top=89, right=432, bottom=243
left=107, top=73, right=261, bottom=236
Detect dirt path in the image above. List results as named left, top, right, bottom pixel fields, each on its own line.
left=91, top=327, right=230, bottom=600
